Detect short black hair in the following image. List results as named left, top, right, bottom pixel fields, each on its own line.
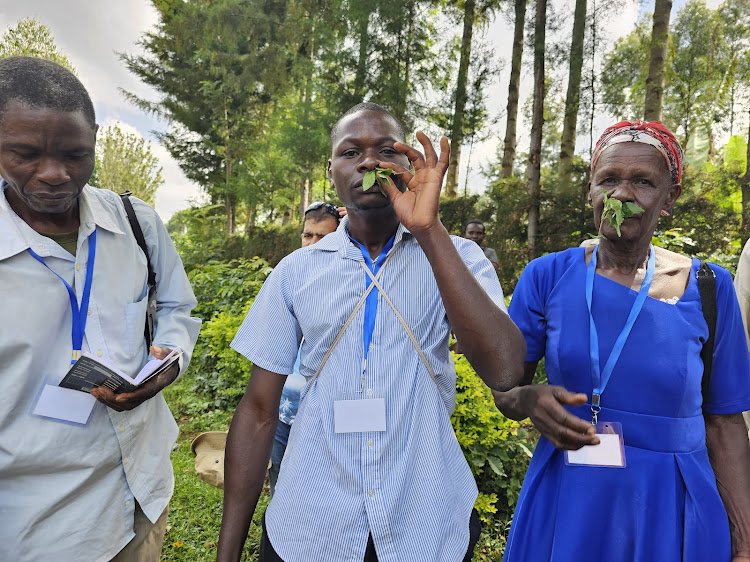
left=330, top=102, right=405, bottom=147
left=0, top=56, right=96, bottom=127
left=304, top=202, right=341, bottom=225
left=465, top=219, right=485, bottom=232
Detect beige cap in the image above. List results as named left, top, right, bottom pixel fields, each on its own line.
left=191, top=431, right=227, bottom=489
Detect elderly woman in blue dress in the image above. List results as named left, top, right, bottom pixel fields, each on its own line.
left=495, top=121, right=750, bottom=561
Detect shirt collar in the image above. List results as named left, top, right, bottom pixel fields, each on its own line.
left=310, top=215, right=412, bottom=260
left=78, top=185, right=125, bottom=236
left=0, top=182, right=124, bottom=261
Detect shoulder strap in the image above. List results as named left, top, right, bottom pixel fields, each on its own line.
left=119, top=192, right=157, bottom=349
left=697, top=261, right=717, bottom=409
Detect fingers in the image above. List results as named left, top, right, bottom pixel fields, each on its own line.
left=378, top=160, right=414, bottom=187
left=150, top=345, right=171, bottom=359
left=90, top=384, right=153, bottom=412
left=525, top=386, right=600, bottom=450
left=115, top=386, right=153, bottom=408
left=553, top=388, right=589, bottom=407
left=337, top=206, right=347, bottom=217
left=376, top=174, right=404, bottom=201
left=90, top=387, right=125, bottom=412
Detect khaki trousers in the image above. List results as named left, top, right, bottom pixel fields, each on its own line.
left=110, top=502, right=169, bottom=562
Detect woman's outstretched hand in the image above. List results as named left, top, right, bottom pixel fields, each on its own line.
left=378, top=132, right=448, bottom=236
left=512, top=385, right=600, bottom=450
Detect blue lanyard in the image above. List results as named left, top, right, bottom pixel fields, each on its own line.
left=28, top=230, right=97, bottom=364
left=351, top=235, right=395, bottom=361
left=586, top=243, right=655, bottom=423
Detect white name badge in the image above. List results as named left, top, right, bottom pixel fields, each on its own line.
left=564, top=421, right=626, bottom=468
left=334, top=398, right=386, bottom=434
left=31, top=383, right=97, bottom=426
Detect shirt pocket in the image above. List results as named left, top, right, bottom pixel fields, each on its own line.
left=124, top=295, right=148, bottom=357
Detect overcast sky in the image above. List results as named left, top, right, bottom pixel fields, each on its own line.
left=0, top=0, right=718, bottom=222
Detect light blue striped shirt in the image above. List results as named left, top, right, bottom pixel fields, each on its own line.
left=231, top=217, right=507, bottom=562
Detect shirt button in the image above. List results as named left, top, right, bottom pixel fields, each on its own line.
left=125, top=500, right=131, bottom=507
left=369, top=343, right=374, bottom=351
left=367, top=439, right=373, bottom=448
left=119, top=426, right=125, bottom=432
left=88, top=309, right=92, bottom=315
left=366, top=388, right=373, bottom=397
left=368, top=489, right=375, bottom=498
left=75, top=264, right=80, bottom=271
left=124, top=458, right=129, bottom=464
left=97, top=351, right=103, bottom=357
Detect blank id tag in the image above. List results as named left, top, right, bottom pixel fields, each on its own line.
left=564, top=421, right=626, bottom=468
left=333, top=398, right=386, bottom=434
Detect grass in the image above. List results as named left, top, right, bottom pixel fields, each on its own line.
left=160, top=376, right=270, bottom=561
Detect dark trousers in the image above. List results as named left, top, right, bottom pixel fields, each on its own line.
left=259, top=509, right=482, bottom=562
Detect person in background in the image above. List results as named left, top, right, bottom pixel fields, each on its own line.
left=268, top=201, right=341, bottom=496
left=0, top=56, right=201, bottom=561
left=217, top=102, right=525, bottom=562
left=464, top=220, right=498, bottom=270
left=495, top=120, right=750, bottom=561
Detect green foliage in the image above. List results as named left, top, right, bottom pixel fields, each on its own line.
left=90, top=123, right=163, bottom=206
left=186, top=258, right=272, bottom=407
left=239, top=224, right=303, bottom=267
left=450, top=354, right=536, bottom=523
left=188, top=258, right=272, bottom=320
left=599, top=191, right=644, bottom=237
left=168, top=205, right=235, bottom=270
left=0, top=19, right=76, bottom=73
left=363, top=167, right=394, bottom=196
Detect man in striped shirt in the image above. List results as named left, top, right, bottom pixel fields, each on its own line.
left=218, top=103, right=525, bottom=562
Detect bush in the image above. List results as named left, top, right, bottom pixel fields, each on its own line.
left=450, top=354, right=537, bottom=524
left=185, top=257, right=273, bottom=408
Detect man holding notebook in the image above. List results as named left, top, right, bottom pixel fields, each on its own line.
left=0, top=56, right=200, bottom=561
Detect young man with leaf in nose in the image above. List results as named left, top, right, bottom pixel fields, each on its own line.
left=219, top=103, right=525, bottom=562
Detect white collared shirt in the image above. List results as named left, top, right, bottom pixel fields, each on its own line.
left=232, top=217, right=507, bottom=562
left=0, top=184, right=201, bottom=561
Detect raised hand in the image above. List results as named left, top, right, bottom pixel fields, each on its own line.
left=378, top=131, right=449, bottom=236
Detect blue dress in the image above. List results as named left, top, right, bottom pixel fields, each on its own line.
left=504, top=248, right=750, bottom=562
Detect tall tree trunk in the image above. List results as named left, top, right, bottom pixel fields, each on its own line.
left=445, top=0, right=476, bottom=197
left=527, top=0, right=547, bottom=260
left=644, top=0, right=673, bottom=121
left=558, top=0, right=588, bottom=189
left=353, top=1, right=371, bottom=100
left=299, top=176, right=310, bottom=218
left=502, top=0, right=527, bottom=178
left=741, top=109, right=750, bottom=243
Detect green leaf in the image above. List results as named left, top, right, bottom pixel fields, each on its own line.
left=487, top=456, right=505, bottom=476
left=622, top=201, right=644, bottom=217
left=362, top=170, right=376, bottom=190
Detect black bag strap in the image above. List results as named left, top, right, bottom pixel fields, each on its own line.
left=119, top=192, right=157, bottom=349
left=697, top=261, right=717, bottom=409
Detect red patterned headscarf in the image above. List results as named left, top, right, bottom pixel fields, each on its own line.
left=592, top=121, right=684, bottom=184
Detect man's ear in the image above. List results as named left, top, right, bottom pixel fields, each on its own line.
left=586, top=182, right=593, bottom=206
left=327, top=159, right=333, bottom=189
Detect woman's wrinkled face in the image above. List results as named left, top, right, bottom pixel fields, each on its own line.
left=588, top=142, right=681, bottom=244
